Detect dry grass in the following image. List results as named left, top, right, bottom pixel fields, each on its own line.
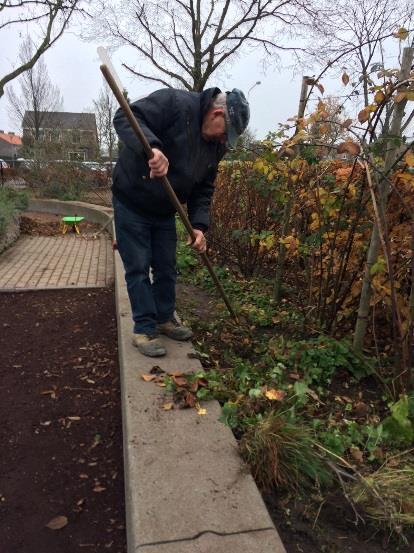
left=239, top=410, right=332, bottom=491
left=350, top=459, right=414, bottom=534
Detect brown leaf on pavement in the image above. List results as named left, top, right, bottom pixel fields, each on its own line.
left=172, top=375, right=187, bottom=387
left=141, top=374, right=156, bottom=382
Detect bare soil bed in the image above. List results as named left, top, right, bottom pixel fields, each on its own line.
left=20, top=211, right=103, bottom=236
left=0, top=288, right=126, bottom=553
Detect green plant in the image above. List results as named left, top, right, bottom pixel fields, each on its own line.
left=0, top=188, right=28, bottom=237
left=382, top=395, right=414, bottom=446
left=239, top=410, right=332, bottom=491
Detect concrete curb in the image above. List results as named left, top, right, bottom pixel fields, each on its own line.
left=114, top=252, right=286, bottom=551
left=28, top=198, right=114, bottom=233
left=27, top=199, right=286, bottom=553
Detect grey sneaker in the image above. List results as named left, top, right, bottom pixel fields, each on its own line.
left=157, top=319, right=193, bottom=341
left=132, top=334, right=166, bottom=357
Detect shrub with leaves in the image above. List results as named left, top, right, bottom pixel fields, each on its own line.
left=0, top=187, right=28, bottom=238
left=24, top=161, right=96, bottom=201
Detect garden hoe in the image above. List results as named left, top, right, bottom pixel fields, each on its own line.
left=97, top=47, right=238, bottom=323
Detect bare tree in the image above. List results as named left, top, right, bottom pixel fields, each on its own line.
left=7, top=37, right=63, bottom=143
left=304, top=0, right=413, bottom=108
left=93, top=82, right=117, bottom=162
left=87, top=0, right=318, bottom=92
left=0, top=0, right=84, bottom=98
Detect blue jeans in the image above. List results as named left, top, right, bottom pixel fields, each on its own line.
left=113, top=196, right=177, bottom=335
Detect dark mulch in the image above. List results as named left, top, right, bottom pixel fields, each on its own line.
left=20, top=212, right=103, bottom=236
left=0, top=288, right=126, bottom=553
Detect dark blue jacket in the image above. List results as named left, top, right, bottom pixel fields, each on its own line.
left=112, top=87, right=226, bottom=231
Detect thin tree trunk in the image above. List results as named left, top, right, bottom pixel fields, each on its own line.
left=273, top=76, right=309, bottom=302
left=353, top=47, right=414, bottom=353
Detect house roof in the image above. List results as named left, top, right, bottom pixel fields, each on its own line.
left=22, top=111, right=97, bottom=131
left=0, top=132, right=22, bottom=146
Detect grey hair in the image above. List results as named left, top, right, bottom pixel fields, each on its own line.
left=210, top=92, right=227, bottom=112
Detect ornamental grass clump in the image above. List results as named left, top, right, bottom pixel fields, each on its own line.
left=239, top=410, right=332, bottom=491
left=350, top=461, right=414, bottom=533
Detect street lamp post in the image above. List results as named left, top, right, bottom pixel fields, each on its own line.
left=248, top=81, right=261, bottom=98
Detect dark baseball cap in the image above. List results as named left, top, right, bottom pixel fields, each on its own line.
left=225, top=89, right=250, bottom=148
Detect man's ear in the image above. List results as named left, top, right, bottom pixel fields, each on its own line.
left=212, top=108, right=225, bottom=119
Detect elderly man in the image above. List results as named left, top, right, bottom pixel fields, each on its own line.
left=112, top=87, right=249, bottom=357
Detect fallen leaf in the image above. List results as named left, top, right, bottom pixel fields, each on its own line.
left=141, top=374, right=156, bottom=382
left=45, top=515, right=68, bottom=530
left=89, top=434, right=102, bottom=450
left=163, top=402, right=174, bottom=410
left=168, top=371, right=184, bottom=377
left=67, top=416, right=81, bottom=421
left=93, top=486, right=106, bottom=493
left=41, top=389, right=56, bottom=399
left=288, top=373, right=300, bottom=380
left=172, top=375, right=187, bottom=387
left=265, top=389, right=286, bottom=401
left=40, top=420, right=52, bottom=426
left=350, top=447, right=363, bottom=464
left=197, top=406, right=207, bottom=416
left=183, top=391, right=196, bottom=408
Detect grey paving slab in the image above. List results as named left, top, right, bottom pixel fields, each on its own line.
left=114, top=252, right=286, bottom=553
left=0, top=235, right=114, bottom=290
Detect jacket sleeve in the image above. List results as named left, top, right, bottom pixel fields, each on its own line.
left=186, top=176, right=216, bottom=233
left=187, top=146, right=225, bottom=231
left=113, top=89, right=177, bottom=155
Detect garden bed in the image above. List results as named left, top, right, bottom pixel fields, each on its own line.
left=0, top=288, right=126, bottom=553
left=176, top=280, right=414, bottom=553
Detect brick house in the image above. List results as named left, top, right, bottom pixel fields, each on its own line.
left=22, top=111, right=98, bottom=161
left=0, top=131, right=22, bottom=161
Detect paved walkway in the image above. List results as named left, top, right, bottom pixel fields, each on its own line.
left=0, top=234, right=114, bottom=290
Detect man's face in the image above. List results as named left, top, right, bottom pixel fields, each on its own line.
left=201, top=109, right=227, bottom=144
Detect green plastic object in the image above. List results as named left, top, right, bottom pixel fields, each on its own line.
left=62, top=216, right=85, bottom=223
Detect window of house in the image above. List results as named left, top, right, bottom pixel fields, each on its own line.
left=72, top=130, right=81, bottom=144
left=68, top=151, right=86, bottom=161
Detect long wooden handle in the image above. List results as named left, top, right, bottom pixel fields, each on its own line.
left=100, top=64, right=238, bottom=322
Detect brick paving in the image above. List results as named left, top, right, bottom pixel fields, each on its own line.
left=0, top=235, right=114, bottom=290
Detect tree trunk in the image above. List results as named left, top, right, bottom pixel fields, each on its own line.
left=273, top=76, right=309, bottom=302
left=353, top=47, right=414, bottom=353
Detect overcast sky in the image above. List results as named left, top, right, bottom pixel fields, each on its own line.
left=0, top=23, right=329, bottom=141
